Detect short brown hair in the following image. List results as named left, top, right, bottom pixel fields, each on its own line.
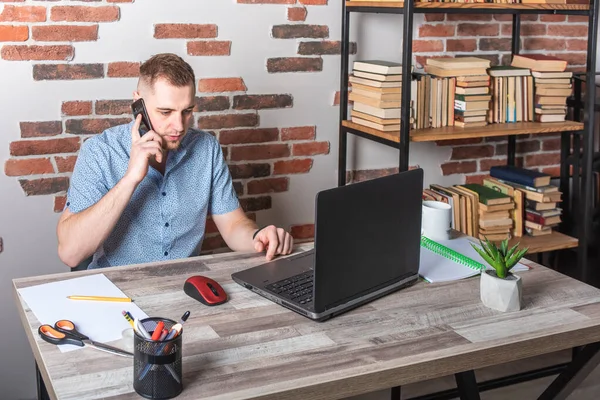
left=139, top=53, right=195, bottom=91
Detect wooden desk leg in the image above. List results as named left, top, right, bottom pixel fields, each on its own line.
left=455, top=370, right=481, bottom=400
left=36, top=361, right=50, bottom=400
left=538, top=342, right=600, bottom=400
left=391, top=386, right=401, bottom=400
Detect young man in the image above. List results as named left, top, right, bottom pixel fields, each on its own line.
left=57, top=53, right=293, bottom=269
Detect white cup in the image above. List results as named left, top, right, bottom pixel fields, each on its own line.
left=422, top=200, right=452, bottom=240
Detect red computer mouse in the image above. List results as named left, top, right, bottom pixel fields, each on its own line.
left=184, top=275, right=228, bottom=306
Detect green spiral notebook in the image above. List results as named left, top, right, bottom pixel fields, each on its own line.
left=419, top=236, right=529, bottom=283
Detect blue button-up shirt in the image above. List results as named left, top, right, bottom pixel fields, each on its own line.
left=65, top=121, right=240, bottom=269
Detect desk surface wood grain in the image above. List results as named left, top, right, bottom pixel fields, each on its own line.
left=12, top=244, right=600, bottom=400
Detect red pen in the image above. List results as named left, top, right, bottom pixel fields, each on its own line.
left=151, top=321, right=164, bottom=341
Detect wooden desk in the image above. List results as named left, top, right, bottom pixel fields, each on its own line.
left=12, top=243, right=600, bottom=400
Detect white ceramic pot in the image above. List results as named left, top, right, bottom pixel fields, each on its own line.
left=480, top=269, right=522, bottom=312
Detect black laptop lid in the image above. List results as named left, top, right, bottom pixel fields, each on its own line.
left=313, top=168, right=423, bottom=313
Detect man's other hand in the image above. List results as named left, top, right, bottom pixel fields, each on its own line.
left=253, top=225, right=294, bottom=261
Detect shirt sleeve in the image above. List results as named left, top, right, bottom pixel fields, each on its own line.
left=66, top=139, right=109, bottom=214
left=209, top=137, right=240, bottom=215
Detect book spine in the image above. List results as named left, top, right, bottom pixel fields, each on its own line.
left=525, top=212, right=545, bottom=225
left=483, top=179, right=511, bottom=196
left=495, top=178, right=539, bottom=193
left=490, top=167, right=537, bottom=187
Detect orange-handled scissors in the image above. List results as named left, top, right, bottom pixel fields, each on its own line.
left=38, top=320, right=133, bottom=358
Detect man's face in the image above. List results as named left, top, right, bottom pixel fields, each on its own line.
left=135, top=78, right=196, bottom=151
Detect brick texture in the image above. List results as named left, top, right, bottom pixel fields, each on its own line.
left=0, top=25, right=28, bottom=41
left=107, top=62, right=140, bottom=78
left=33, top=64, right=104, bottom=80
left=272, top=25, right=328, bottom=39
left=187, top=41, right=231, bottom=56
left=288, top=7, right=307, bottom=22
left=154, top=24, right=217, bottom=39
left=4, top=158, right=54, bottom=176
left=195, top=96, right=230, bottom=112
left=290, top=223, right=315, bottom=242
left=219, top=128, right=279, bottom=145
left=19, top=121, right=62, bottom=138
left=66, top=118, right=131, bottom=135
left=298, top=40, right=357, bottom=55
left=0, top=5, right=46, bottom=22
left=62, top=101, right=92, bottom=116
left=10, top=138, right=80, bottom=156
left=50, top=6, right=119, bottom=23
left=267, top=57, right=323, bottom=72
left=1, top=45, right=74, bottom=61
left=95, top=100, right=131, bottom=115
left=198, top=77, right=247, bottom=93
left=232, top=94, right=293, bottom=110
left=32, top=25, right=98, bottom=42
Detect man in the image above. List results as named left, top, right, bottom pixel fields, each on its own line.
left=57, top=53, right=293, bottom=269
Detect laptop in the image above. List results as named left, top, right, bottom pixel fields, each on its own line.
left=231, top=167, right=424, bottom=322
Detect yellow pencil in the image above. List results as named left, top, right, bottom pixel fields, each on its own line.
left=67, top=295, right=133, bottom=303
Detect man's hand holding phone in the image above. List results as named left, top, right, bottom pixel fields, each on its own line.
left=124, top=114, right=164, bottom=186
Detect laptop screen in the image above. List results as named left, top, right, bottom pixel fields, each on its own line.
left=312, top=168, right=423, bottom=312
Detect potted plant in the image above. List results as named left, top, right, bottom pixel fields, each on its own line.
left=471, top=237, right=529, bottom=312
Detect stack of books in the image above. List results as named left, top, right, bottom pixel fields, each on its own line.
left=424, top=56, right=492, bottom=128
left=348, top=60, right=404, bottom=131
left=413, top=72, right=431, bottom=129
left=424, top=183, right=513, bottom=241
left=510, top=54, right=572, bottom=123
left=487, top=65, right=533, bottom=123
left=489, top=165, right=562, bottom=237
left=461, top=183, right=514, bottom=241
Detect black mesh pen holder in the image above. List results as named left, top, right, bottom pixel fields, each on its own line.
left=133, top=317, right=183, bottom=399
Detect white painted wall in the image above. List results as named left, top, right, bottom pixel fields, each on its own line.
left=0, top=2, right=458, bottom=398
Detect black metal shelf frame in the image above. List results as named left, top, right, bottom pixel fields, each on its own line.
left=337, top=1, right=599, bottom=283
left=337, top=3, right=599, bottom=398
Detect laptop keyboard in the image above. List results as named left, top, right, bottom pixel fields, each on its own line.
left=265, top=271, right=314, bottom=305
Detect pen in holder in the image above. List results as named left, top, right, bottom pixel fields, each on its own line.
left=134, top=317, right=183, bottom=399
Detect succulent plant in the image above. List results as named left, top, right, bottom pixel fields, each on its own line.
left=471, top=237, right=528, bottom=279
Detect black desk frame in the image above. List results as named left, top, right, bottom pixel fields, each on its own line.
left=392, top=342, right=600, bottom=400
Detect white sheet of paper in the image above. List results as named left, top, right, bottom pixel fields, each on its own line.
left=17, top=273, right=148, bottom=352
left=419, top=246, right=480, bottom=283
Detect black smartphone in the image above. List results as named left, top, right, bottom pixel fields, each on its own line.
left=131, top=98, right=154, bottom=134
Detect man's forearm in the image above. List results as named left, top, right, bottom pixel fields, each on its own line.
left=57, top=176, right=139, bottom=267
left=221, top=216, right=259, bottom=252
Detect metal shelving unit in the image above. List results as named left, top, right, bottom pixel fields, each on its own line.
left=337, top=0, right=599, bottom=283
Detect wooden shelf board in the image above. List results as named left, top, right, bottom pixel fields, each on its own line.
left=347, top=1, right=404, bottom=7
left=346, top=1, right=589, bottom=11
left=342, top=120, right=584, bottom=143
left=507, top=231, right=579, bottom=254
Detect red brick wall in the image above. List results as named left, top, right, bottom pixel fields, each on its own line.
left=1, top=1, right=350, bottom=252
